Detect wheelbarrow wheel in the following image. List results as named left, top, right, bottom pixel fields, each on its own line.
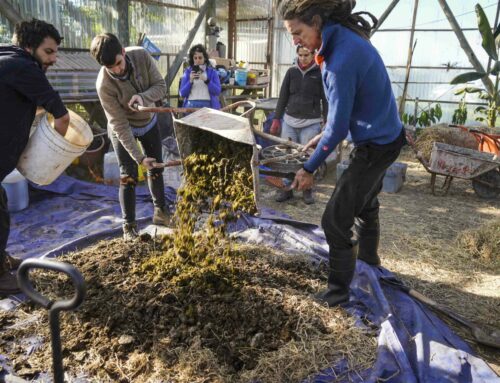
left=472, top=168, right=500, bottom=199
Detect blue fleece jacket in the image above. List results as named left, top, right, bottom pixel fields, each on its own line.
left=304, top=22, right=402, bottom=172
left=179, top=65, right=222, bottom=109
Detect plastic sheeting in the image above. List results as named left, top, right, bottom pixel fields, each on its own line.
left=1, top=176, right=499, bottom=382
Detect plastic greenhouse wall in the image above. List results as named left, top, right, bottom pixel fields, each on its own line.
left=272, top=0, right=500, bottom=127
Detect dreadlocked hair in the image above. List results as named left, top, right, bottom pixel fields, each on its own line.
left=278, top=0, right=378, bottom=40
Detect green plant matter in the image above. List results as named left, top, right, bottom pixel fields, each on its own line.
left=452, top=95, right=468, bottom=125
left=451, top=4, right=500, bottom=128
left=402, top=103, right=442, bottom=127
left=142, top=129, right=256, bottom=287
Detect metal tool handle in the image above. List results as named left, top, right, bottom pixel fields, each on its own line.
left=17, top=258, right=86, bottom=312
left=18, top=259, right=86, bottom=383
left=221, top=100, right=256, bottom=117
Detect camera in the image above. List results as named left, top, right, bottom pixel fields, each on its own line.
left=192, top=65, right=201, bottom=73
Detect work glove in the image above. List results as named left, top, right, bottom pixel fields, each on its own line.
left=270, top=119, right=281, bottom=136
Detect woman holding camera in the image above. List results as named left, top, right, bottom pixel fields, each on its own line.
left=179, top=44, right=221, bottom=109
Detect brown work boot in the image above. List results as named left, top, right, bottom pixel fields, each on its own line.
left=4, top=252, right=23, bottom=270
left=123, top=222, right=139, bottom=242
left=152, top=206, right=172, bottom=226
left=302, top=189, right=315, bottom=205
left=0, top=260, right=21, bottom=296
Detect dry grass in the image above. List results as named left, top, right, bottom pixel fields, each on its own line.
left=260, top=146, right=500, bottom=374
left=414, top=124, right=478, bottom=161
left=458, top=220, right=500, bottom=267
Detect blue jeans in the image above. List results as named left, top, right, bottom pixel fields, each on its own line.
left=281, top=121, right=321, bottom=145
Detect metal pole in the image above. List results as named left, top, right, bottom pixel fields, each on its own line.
left=436, top=0, right=495, bottom=95
left=371, top=0, right=401, bottom=36
left=165, top=0, right=210, bottom=89
left=399, top=0, right=419, bottom=117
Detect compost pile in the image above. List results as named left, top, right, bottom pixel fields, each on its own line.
left=0, top=131, right=377, bottom=382
left=414, top=124, right=478, bottom=161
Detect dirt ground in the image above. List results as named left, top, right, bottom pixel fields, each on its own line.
left=261, top=146, right=500, bottom=374
left=0, top=242, right=377, bottom=382
left=1, top=147, right=499, bottom=381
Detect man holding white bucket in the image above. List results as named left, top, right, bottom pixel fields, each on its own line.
left=0, top=19, right=70, bottom=296
left=91, top=33, right=170, bottom=241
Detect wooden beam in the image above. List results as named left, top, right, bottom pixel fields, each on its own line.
left=266, top=0, right=276, bottom=97
left=371, top=0, right=400, bottom=36
left=436, top=0, right=495, bottom=95
left=228, top=0, right=237, bottom=59
left=399, top=0, right=419, bottom=116
left=165, top=0, right=210, bottom=89
left=130, top=0, right=197, bottom=12
left=0, top=0, right=22, bottom=26
left=117, top=0, right=130, bottom=46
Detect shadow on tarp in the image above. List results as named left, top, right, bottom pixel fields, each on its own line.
left=0, top=175, right=498, bottom=382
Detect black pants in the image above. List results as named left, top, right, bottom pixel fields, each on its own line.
left=110, top=124, right=165, bottom=224
left=322, top=141, right=402, bottom=253
left=0, top=185, right=9, bottom=264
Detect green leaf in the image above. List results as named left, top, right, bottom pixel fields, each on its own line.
left=435, top=104, right=443, bottom=120
left=475, top=106, right=487, bottom=112
left=464, top=87, right=484, bottom=93
left=450, top=72, right=486, bottom=84
left=454, top=88, right=466, bottom=95
left=494, top=23, right=500, bottom=48
left=476, top=4, right=498, bottom=61
left=490, top=61, right=500, bottom=76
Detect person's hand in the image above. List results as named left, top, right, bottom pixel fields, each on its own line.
left=200, top=72, right=208, bottom=82
left=190, top=71, right=200, bottom=82
left=141, top=157, right=156, bottom=170
left=291, top=168, right=314, bottom=191
left=302, top=132, right=323, bottom=152
left=270, top=119, right=281, bottom=136
left=128, top=95, right=144, bottom=111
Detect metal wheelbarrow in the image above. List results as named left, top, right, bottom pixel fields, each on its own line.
left=134, top=101, right=319, bottom=211
left=406, top=132, right=500, bottom=198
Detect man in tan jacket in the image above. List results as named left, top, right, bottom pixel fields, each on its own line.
left=91, top=33, right=169, bottom=241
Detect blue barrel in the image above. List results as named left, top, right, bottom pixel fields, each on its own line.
left=235, top=69, right=248, bottom=86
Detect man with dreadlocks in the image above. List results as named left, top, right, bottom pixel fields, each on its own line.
left=281, top=0, right=405, bottom=306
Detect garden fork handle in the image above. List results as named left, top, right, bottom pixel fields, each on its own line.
left=17, top=259, right=86, bottom=383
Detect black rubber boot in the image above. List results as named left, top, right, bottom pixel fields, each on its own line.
left=275, top=189, right=293, bottom=202
left=0, top=256, right=20, bottom=296
left=315, top=247, right=356, bottom=307
left=354, top=222, right=381, bottom=266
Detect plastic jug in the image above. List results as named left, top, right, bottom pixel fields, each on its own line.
left=1, top=169, right=29, bottom=212
left=103, top=151, right=121, bottom=185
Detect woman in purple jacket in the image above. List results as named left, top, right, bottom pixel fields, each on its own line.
left=179, top=44, right=221, bottom=109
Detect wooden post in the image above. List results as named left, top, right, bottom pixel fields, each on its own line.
left=165, top=0, right=210, bottom=89
left=436, top=0, right=495, bottom=95
left=0, top=0, right=22, bottom=29
left=265, top=2, right=275, bottom=97
left=117, top=0, right=130, bottom=46
left=370, top=0, right=401, bottom=36
left=228, top=0, right=237, bottom=59
left=399, top=0, right=419, bottom=117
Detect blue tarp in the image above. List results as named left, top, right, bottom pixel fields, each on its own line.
left=1, top=175, right=498, bottom=382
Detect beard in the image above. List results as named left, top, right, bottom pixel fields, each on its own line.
left=32, top=52, right=54, bottom=73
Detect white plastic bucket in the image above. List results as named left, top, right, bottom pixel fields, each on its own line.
left=1, top=169, right=29, bottom=212
left=17, top=110, right=93, bottom=185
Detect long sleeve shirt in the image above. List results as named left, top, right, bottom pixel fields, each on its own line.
left=0, top=45, right=67, bottom=181
left=304, top=22, right=402, bottom=172
left=96, top=47, right=167, bottom=163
